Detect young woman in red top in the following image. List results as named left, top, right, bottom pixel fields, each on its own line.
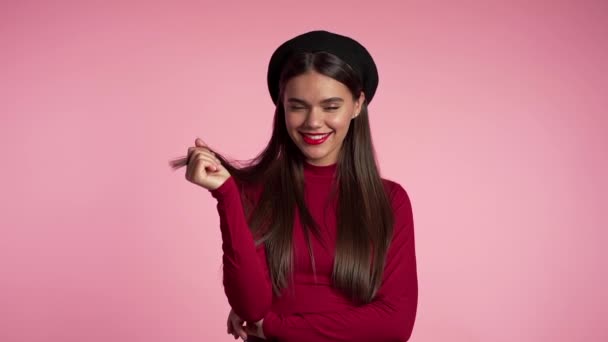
left=173, top=30, right=418, bottom=341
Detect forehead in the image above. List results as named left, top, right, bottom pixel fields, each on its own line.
left=283, top=71, right=350, bottom=99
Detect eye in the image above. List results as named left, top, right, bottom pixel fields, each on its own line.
left=289, top=106, right=305, bottom=111
left=325, top=107, right=340, bottom=111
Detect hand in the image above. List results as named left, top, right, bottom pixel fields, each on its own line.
left=226, top=308, right=266, bottom=341
left=244, top=318, right=265, bottom=340
left=227, top=308, right=248, bottom=340
left=185, top=138, right=231, bottom=191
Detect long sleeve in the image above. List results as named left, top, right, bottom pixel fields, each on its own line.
left=262, top=183, right=418, bottom=342
left=209, top=176, right=273, bottom=322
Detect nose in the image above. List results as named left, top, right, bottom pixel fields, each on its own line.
left=304, top=107, right=323, bottom=129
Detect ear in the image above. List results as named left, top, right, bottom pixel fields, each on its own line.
left=353, top=91, right=365, bottom=119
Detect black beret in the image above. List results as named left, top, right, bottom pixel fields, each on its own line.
left=267, top=30, right=379, bottom=106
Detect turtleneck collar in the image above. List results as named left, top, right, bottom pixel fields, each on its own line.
left=303, top=159, right=338, bottom=178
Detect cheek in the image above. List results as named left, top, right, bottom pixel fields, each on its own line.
left=328, top=116, right=352, bottom=133
left=285, top=114, right=303, bottom=129
left=284, top=115, right=298, bottom=130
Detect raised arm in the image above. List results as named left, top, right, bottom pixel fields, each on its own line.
left=210, top=176, right=273, bottom=322
left=262, top=183, right=418, bottom=342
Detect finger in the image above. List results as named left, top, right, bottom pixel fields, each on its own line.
left=188, top=149, right=219, bottom=169
left=188, top=147, right=218, bottom=165
left=185, top=154, right=195, bottom=181
left=186, top=150, right=202, bottom=180
left=230, top=323, right=245, bottom=340
left=196, top=145, right=217, bottom=162
left=228, top=314, right=239, bottom=339
left=195, top=137, right=208, bottom=147
left=228, top=323, right=237, bottom=339
left=231, top=320, right=247, bottom=340
left=192, top=154, right=220, bottom=172
left=230, top=329, right=238, bottom=340
left=188, top=146, right=212, bottom=159
left=186, top=156, right=214, bottom=181
left=194, top=150, right=221, bottom=166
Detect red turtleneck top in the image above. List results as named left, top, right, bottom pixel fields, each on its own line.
left=209, top=161, right=418, bottom=342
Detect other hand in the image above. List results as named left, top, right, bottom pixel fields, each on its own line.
left=185, top=138, right=231, bottom=191
left=226, top=308, right=266, bottom=340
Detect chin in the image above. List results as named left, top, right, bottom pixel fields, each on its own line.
left=297, top=148, right=319, bottom=158
left=304, top=150, right=332, bottom=162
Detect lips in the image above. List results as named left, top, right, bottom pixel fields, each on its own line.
left=300, top=132, right=333, bottom=145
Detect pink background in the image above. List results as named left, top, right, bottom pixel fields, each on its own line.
left=1, top=1, right=606, bottom=341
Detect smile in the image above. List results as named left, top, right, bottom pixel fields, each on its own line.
left=300, top=132, right=332, bottom=145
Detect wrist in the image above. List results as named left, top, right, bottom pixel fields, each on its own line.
left=209, top=176, right=236, bottom=198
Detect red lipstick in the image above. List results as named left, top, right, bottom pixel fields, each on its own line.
left=300, top=132, right=332, bottom=145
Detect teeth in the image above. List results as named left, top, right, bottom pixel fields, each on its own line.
left=304, top=133, right=330, bottom=140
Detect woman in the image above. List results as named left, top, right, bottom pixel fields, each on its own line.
left=172, top=30, right=418, bottom=341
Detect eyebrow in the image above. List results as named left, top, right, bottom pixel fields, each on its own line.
left=286, top=97, right=344, bottom=105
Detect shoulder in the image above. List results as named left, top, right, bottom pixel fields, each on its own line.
left=381, top=177, right=413, bottom=216
left=381, top=177, right=411, bottom=204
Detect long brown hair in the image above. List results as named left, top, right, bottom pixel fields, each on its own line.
left=190, top=51, right=393, bottom=305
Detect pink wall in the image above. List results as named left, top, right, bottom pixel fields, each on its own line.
left=1, top=1, right=606, bottom=341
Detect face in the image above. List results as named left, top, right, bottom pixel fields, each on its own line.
left=283, top=70, right=364, bottom=166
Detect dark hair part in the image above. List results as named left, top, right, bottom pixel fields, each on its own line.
left=210, top=51, right=394, bottom=304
